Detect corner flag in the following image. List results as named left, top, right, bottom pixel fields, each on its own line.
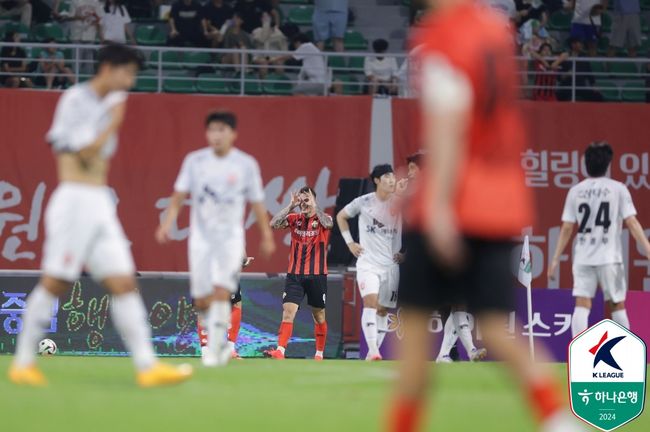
left=518, top=236, right=535, bottom=361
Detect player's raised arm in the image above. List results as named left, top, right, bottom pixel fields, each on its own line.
left=270, top=191, right=300, bottom=229
left=156, top=191, right=188, bottom=244
left=336, top=206, right=363, bottom=257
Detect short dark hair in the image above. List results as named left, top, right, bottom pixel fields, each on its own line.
left=299, top=186, right=316, bottom=197
left=291, top=32, right=310, bottom=46
left=4, top=31, right=16, bottom=43
left=369, top=164, right=394, bottom=185
left=538, top=43, right=553, bottom=54
left=585, top=141, right=613, bottom=177
left=97, top=43, right=144, bottom=70
left=205, top=111, right=237, bottom=129
left=372, top=39, right=389, bottom=53
left=406, top=151, right=425, bottom=168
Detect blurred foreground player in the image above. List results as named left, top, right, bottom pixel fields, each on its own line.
left=390, top=1, right=582, bottom=431
left=548, top=142, right=650, bottom=337
left=9, top=44, right=193, bottom=388
left=265, top=187, right=333, bottom=360
left=157, top=111, right=276, bottom=367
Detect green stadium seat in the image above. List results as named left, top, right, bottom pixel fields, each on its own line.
left=334, top=74, right=362, bottom=95
left=184, top=52, right=212, bottom=68
left=641, top=16, right=649, bottom=33
left=347, top=56, right=365, bottom=74
left=621, top=81, right=647, bottom=102
left=328, top=56, right=346, bottom=71
left=163, top=73, right=197, bottom=93
left=548, top=11, right=572, bottom=32
left=609, top=61, right=638, bottom=78
left=595, top=80, right=620, bottom=102
left=230, top=73, right=264, bottom=95
left=343, top=30, right=368, bottom=50
left=31, top=22, right=66, bottom=42
left=601, top=13, right=612, bottom=33
left=590, top=61, right=607, bottom=79
left=1, top=21, right=30, bottom=40
left=135, top=25, right=167, bottom=46
left=149, top=51, right=184, bottom=70
left=287, top=6, right=314, bottom=25
left=597, top=36, right=610, bottom=55
left=134, top=73, right=161, bottom=92
left=263, top=73, right=292, bottom=95
left=196, top=73, right=232, bottom=94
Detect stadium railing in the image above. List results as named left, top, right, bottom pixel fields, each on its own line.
left=0, top=42, right=648, bottom=102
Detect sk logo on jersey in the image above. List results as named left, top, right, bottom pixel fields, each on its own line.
left=311, top=220, right=319, bottom=229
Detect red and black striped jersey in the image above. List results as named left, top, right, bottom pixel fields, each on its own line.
left=286, top=213, right=331, bottom=276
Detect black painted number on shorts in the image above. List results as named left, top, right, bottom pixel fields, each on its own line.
left=578, top=202, right=611, bottom=233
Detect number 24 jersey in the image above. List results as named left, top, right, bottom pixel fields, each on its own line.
left=562, top=177, right=637, bottom=266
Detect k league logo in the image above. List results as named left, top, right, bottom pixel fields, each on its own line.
left=568, top=319, right=647, bottom=431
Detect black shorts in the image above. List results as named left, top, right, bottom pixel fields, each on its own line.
left=398, top=231, right=516, bottom=315
left=231, top=284, right=242, bottom=305
left=283, top=274, right=328, bottom=309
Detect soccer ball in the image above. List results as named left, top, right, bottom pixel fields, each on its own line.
left=38, top=339, right=57, bottom=356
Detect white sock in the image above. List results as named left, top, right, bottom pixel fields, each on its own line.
left=453, top=311, right=477, bottom=353
left=315, top=350, right=323, bottom=357
left=14, top=285, right=57, bottom=367
left=571, top=306, right=590, bottom=337
left=276, top=346, right=286, bottom=354
left=376, top=314, right=389, bottom=349
left=227, top=340, right=236, bottom=353
left=111, top=292, right=156, bottom=371
left=206, top=301, right=231, bottom=362
left=611, top=309, right=630, bottom=329
left=361, top=307, right=379, bottom=355
left=437, top=315, right=458, bottom=358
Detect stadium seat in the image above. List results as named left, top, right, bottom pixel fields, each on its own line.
left=31, top=22, right=66, bottom=42
left=547, top=11, right=572, bottom=31
left=184, top=52, right=212, bottom=69
left=335, top=74, right=362, bottom=95
left=596, top=36, right=610, bottom=55
left=287, top=6, right=314, bottom=25
left=595, top=80, right=620, bottom=102
left=163, top=72, right=197, bottom=93
left=0, top=21, right=30, bottom=40
left=347, top=56, right=365, bottom=74
left=135, top=25, right=167, bottom=46
left=230, top=73, right=264, bottom=95
left=621, top=81, right=647, bottom=102
left=641, top=16, right=649, bottom=33
left=609, top=61, right=639, bottom=78
left=149, top=50, right=184, bottom=70
left=196, top=73, right=232, bottom=94
left=263, top=73, right=293, bottom=95
left=590, top=61, right=607, bottom=78
left=134, top=72, right=161, bottom=92
left=601, top=13, right=612, bottom=33
left=328, top=56, right=346, bottom=71
left=343, top=30, right=368, bottom=50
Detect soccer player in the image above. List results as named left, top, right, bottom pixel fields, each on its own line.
left=336, top=165, right=403, bottom=361
left=156, top=111, right=276, bottom=367
left=8, top=44, right=193, bottom=388
left=197, top=255, right=254, bottom=359
left=389, top=0, right=582, bottom=430
left=548, top=142, right=650, bottom=337
left=265, top=187, right=333, bottom=360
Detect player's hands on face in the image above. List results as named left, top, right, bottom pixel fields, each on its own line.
left=260, top=235, right=276, bottom=260
left=155, top=223, right=171, bottom=244
left=289, top=190, right=301, bottom=208
left=305, top=190, right=316, bottom=209
left=427, top=204, right=463, bottom=268
left=393, top=252, right=405, bottom=264
left=395, top=178, right=408, bottom=195
left=547, top=258, right=560, bottom=281
left=348, top=242, right=364, bottom=258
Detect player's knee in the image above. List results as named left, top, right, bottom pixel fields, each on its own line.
left=212, top=286, right=231, bottom=302
left=377, top=307, right=388, bottom=317
left=104, top=276, right=138, bottom=295
left=282, top=304, right=297, bottom=322
left=312, top=308, right=326, bottom=323
left=362, top=294, right=378, bottom=309
left=608, top=300, right=625, bottom=311
left=40, top=276, right=72, bottom=297
left=194, top=297, right=211, bottom=311
left=575, top=297, right=592, bottom=309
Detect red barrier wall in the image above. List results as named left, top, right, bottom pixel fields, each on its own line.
left=392, top=100, right=650, bottom=291
left=0, top=90, right=372, bottom=273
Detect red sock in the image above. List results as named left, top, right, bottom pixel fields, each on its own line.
left=228, top=306, right=242, bottom=343
left=528, top=379, right=563, bottom=422
left=197, top=320, right=207, bottom=348
left=314, top=322, right=328, bottom=352
left=388, top=397, right=422, bottom=432
left=278, top=322, right=293, bottom=348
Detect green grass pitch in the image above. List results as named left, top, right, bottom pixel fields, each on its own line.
left=0, top=356, right=647, bottom=432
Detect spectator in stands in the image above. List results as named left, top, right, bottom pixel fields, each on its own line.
left=126, top=0, right=160, bottom=19
left=568, top=0, right=604, bottom=57
left=364, top=39, right=398, bottom=96
left=521, top=19, right=554, bottom=57
left=531, top=42, right=568, bottom=101
left=221, top=11, right=253, bottom=66
left=252, top=12, right=288, bottom=78
left=0, top=31, right=33, bottom=88
left=607, top=0, right=641, bottom=57
left=312, top=0, right=348, bottom=52
left=0, top=0, right=32, bottom=28
left=60, top=0, right=102, bottom=43
left=274, top=33, right=328, bottom=95
left=168, top=0, right=206, bottom=47
left=38, top=38, right=76, bottom=89
left=202, top=0, right=233, bottom=48
left=515, top=0, right=548, bottom=28
left=99, top=0, right=135, bottom=44
left=235, top=0, right=273, bottom=34
left=557, top=37, right=603, bottom=101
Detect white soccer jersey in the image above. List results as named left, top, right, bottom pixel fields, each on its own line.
left=343, top=193, right=402, bottom=269
left=47, top=83, right=127, bottom=159
left=174, top=147, right=265, bottom=242
left=562, top=177, right=637, bottom=266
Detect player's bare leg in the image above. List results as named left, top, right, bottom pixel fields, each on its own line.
left=608, top=300, right=629, bottom=329
left=361, top=293, right=382, bottom=360
left=104, top=275, right=192, bottom=386
left=377, top=306, right=389, bottom=350
left=228, top=302, right=243, bottom=359
left=478, top=312, right=582, bottom=431
left=572, top=296, right=592, bottom=337
left=195, top=287, right=232, bottom=367
left=389, top=309, right=432, bottom=432
left=311, top=307, right=327, bottom=361
left=9, top=276, right=71, bottom=386
left=265, top=302, right=298, bottom=359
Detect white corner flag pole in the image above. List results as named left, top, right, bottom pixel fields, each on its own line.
left=517, top=235, right=535, bottom=362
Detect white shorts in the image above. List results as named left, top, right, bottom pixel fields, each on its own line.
left=42, top=183, right=135, bottom=282
left=189, top=234, right=244, bottom=299
left=572, top=263, right=627, bottom=303
left=357, top=264, right=399, bottom=308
